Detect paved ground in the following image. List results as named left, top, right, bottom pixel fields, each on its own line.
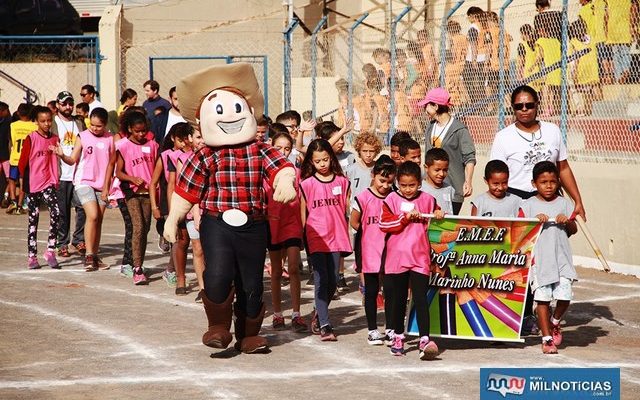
left=0, top=208, right=639, bottom=399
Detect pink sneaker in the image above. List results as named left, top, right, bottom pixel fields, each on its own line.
left=542, top=338, right=558, bottom=354
left=27, top=256, right=40, bottom=270
left=133, top=267, right=148, bottom=285
left=419, top=337, right=439, bottom=360
left=551, top=323, right=563, bottom=346
left=43, top=250, right=60, bottom=269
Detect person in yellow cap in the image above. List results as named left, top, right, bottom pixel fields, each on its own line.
left=163, top=63, right=297, bottom=354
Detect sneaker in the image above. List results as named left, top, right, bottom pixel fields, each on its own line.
left=418, top=337, right=439, bottom=360
left=84, top=255, right=98, bottom=272
left=133, top=267, right=148, bottom=285
left=13, top=207, right=22, bottom=215
left=367, top=330, right=385, bottom=346
left=272, top=314, right=285, bottom=330
left=542, top=338, right=558, bottom=354
left=306, top=274, right=314, bottom=286
left=119, top=264, right=134, bottom=278
left=175, top=286, right=187, bottom=296
left=384, top=329, right=395, bottom=346
left=5, top=202, right=17, bottom=214
left=74, top=242, right=87, bottom=256
left=521, top=315, right=539, bottom=336
left=162, top=270, right=177, bottom=288
left=194, top=291, right=203, bottom=303
left=27, top=256, right=40, bottom=270
left=551, top=323, right=563, bottom=346
left=337, top=273, right=349, bottom=293
left=95, top=255, right=110, bottom=270
left=43, top=250, right=60, bottom=269
left=291, top=315, right=308, bottom=333
left=57, top=245, right=70, bottom=258
left=310, top=310, right=320, bottom=335
left=320, top=325, right=337, bottom=341
left=390, top=334, right=405, bottom=356
left=158, top=236, right=170, bottom=253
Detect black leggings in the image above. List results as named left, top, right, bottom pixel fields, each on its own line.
left=387, top=271, right=430, bottom=337
left=364, top=272, right=393, bottom=331
left=200, top=215, right=267, bottom=318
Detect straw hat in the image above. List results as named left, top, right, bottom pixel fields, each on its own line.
left=177, top=63, right=264, bottom=129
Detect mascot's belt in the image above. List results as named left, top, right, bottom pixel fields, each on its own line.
left=203, top=209, right=267, bottom=227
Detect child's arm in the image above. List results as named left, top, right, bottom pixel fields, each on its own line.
left=349, top=208, right=362, bottom=231
left=379, top=201, right=410, bottom=233
left=101, top=137, right=117, bottom=202
left=299, top=196, right=307, bottom=227
left=529, top=43, right=544, bottom=74
left=328, top=117, right=354, bottom=148
left=167, top=169, right=176, bottom=210
left=295, top=119, right=316, bottom=155
left=17, top=135, right=31, bottom=180
left=556, top=213, right=578, bottom=237
left=53, top=136, right=82, bottom=165
left=470, top=203, right=478, bottom=216
left=149, top=158, right=163, bottom=220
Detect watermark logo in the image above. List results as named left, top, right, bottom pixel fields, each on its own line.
left=486, top=373, right=526, bottom=397
left=480, top=368, right=620, bottom=400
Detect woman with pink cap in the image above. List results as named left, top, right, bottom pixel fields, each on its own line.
left=419, top=87, right=476, bottom=214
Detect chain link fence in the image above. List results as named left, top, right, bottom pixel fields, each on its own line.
left=0, top=35, right=99, bottom=108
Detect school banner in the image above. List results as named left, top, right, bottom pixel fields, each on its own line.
left=407, top=216, right=543, bottom=342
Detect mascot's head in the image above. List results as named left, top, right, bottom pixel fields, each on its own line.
left=178, top=63, right=264, bottom=147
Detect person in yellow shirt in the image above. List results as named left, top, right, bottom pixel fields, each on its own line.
left=517, top=24, right=543, bottom=92
left=7, top=103, right=37, bottom=215
left=570, top=20, right=600, bottom=115
left=530, top=13, right=562, bottom=116
left=578, top=0, right=611, bottom=85
left=117, top=88, right=138, bottom=116
left=605, top=0, right=637, bottom=84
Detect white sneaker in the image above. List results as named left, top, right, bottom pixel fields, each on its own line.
left=367, top=330, right=385, bottom=346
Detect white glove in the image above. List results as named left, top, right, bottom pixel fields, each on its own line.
left=272, top=167, right=297, bottom=203
left=163, top=193, right=195, bottom=243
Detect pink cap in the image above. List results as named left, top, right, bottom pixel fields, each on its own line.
left=417, top=87, right=452, bottom=107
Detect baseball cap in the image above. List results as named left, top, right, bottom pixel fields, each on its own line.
left=57, top=91, right=74, bottom=103
left=417, top=87, right=452, bottom=107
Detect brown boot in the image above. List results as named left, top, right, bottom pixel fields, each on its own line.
left=201, top=289, right=234, bottom=349
left=233, top=303, right=269, bottom=354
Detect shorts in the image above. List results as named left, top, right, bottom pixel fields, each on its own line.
left=533, top=276, right=574, bottom=302
left=186, top=220, right=200, bottom=240
left=74, top=185, right=106, bottom=206
left=9, top=165, right=19, bottom=180
left=267, top=237, right=302, bottom=251
left=1, top=161, right=9, bottom=178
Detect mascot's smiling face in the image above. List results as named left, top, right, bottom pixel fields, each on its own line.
left=198, top=88, right=257, bottom=147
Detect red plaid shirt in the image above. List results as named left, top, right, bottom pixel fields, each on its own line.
left=175, top=141, right=292, bottom=215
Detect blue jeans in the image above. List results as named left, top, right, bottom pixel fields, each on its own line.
left=310, top=252, right=340, bottom=327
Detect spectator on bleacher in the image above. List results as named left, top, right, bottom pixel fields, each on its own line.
left=534, top=0, right=562, bottom=40
left=75, top=102, right=90, bottom=129
left=531, top=12, right=562, bottom=116
left=420, top=87, right=476, bottom=215
left=517, top=24, right=542, bottom=92
left=578, top=0, right=611, bottom=85
left=463, top=7, right=486, bottom=105
left=373, top=48, right=392, bottom=95
left=80, top=84, right=103, bottom=114
left=486, top=11, right=512, bottom=106
left=605, top=0, right=637, bottom=84
left=150, top=86, right=186, bottom=145
left=490, top=85, right=585, bottom=220
left=416, top=29, right=438, bottom=90
left=569, top=19, right=599, bottom=115
left=117, top=88, right=138, bottom=116
left=444, top=21, right=468, bottom=106
left=142, top=79, right=171, bottom=118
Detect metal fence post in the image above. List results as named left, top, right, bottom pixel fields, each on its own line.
left=348, top=13, right=369, bottom=120
left=262, top=55, right=269, bottom=117
left=94, top=36, right=101, bottom=95
left=560, top=0, right=569, bottom=143
left=389, top=6, right=411, bottom=142
left=283, top=18, right=299, bottom=112
left=311, top=15, right=328, bottom=119
left=498, top=0, right=514, bottom=130
left=439, top=1, right=465, bottom=88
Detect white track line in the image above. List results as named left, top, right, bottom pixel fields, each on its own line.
left=573, top=293, right=640, bottom=304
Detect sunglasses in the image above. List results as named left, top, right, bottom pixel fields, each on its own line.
left=80, top=92, right=90, bottom=97
left=512, top=102, right=537, bottom=111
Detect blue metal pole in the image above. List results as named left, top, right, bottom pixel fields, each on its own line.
left=560, top=0, right=569, bottom=143
left=348, top=13, right=369, bottom=119
left=389, top=6, right=411, bottom=141
left=311, top=15, right=328, bottom=119
left=94, top=36, right=101, bottom=95
left=263, top=55, right=269, bottom=117
left=440, top=1, right=465, bottom=88
left=283, top=19, right=299, bottom=112
left=498, top=0, right=514, bottom=130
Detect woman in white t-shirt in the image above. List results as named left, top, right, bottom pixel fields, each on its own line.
left=490, top=85, right=585, bottom=220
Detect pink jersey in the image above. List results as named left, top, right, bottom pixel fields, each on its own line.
left=379, top=191, right=436, bottom=275
left=73, top=130, right=113, bottom=190
left=24, top=132, right=59, bottom=193
left=117, top=138, right=158, bottom=194
left=354, top=188, right=387, bottom=273
left=265, top=168, right=302, bottom=245
left=160, top=149, right=182, bottom=182
left=300, top=174, right=352, bottom=254
left=177, top=150, right=194, bottom=220
left=108, top=138, right=127, bottom=200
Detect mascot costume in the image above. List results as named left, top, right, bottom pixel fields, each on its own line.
left=163, top=63, right=296, bottom=354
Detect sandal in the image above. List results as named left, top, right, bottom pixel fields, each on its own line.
left=175, top=286, right=188, bottom=296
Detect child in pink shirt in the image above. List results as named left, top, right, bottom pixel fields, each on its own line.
left=380, top=161, right=444, bottom=360
left=115, top=110, right=158, bottom=285
left=18, top=106, right=60, bottom=269
left=54, top=108, right=113, bottom=272
left=300, top=139, right=352, bottom=341
left=350, top=155, right=396, bottom=345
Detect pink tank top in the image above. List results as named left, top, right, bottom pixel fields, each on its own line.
left=300, top=174, right=352, bottom=254
left=160, top=149, right=182, bottom=182
left=109, top=138, right=126, bottom=200
left=265, top=168, right=302, bottom=245
left=381, top=191, right=435, bottom=275
left=73, top=130, right=113, bottom=190
left=26, top=132, right=59, bottom=193
left=117, top=138, right=158, bottom=194
left=354, top=188, right=387, bottom=273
